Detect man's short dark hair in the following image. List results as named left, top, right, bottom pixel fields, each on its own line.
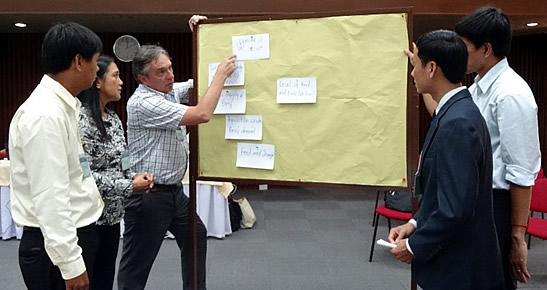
left=41, top=22, right=103, bottom=75
left=455, top=6, right=511, bottom=58
left=416, top=29, right=468, bottom=84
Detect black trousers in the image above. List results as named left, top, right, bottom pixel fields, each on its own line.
left=18, top=224, right=98, bottom=290
left=117, top=184, right=208, bottom=290
left=90, top=223, right=120, bottom=290
left=493, top=189, right=518, bottom=290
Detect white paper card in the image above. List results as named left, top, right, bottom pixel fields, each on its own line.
left=236, top=143, right=275, bottom=170
left=214, top=89, right=247, bottom=114
left=208, top=61, right=244, bottom=87
left=232, top=34, right=270, bottom=60
left=276, top=77, right=317, bottom=104
left=225, top=115, right=262, bottom=140
left=376, top=239, right=396, bottom=249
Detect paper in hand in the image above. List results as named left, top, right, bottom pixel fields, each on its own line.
left=376, top=239, right=396, bottom=249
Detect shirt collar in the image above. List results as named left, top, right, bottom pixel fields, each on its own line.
left=473, top=58, right=509, bottom=95
left=435, top=86, right=467, bottom=115
left=40, top=74, right=81, bottom=111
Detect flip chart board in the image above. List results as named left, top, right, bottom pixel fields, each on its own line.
left=195, top=11, right=414, bottom=187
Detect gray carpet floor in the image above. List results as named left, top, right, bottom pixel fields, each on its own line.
left=1, top=186, right=546, bottom=289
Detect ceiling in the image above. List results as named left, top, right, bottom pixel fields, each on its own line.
left=1, top=13, right=546, bottom=36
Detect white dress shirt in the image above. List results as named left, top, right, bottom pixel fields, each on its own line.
left=9, top=75, right=103, bottom=280
left=469, top=58, right=541, bottom=189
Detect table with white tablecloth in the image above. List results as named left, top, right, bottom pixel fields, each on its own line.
left=0, top=159, right=23, bottom=240
left=0, top=159, right=232, bottom=240
left=182, top=183, right=232, bottom=238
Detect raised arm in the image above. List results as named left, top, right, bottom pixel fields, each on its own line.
left=179, top=54, right=236, bottom=125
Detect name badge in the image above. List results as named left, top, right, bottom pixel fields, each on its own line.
left=79, top=154, right=91, bottom=179
left=121, top=151, right=130, bottom=171
left=176, top=126, right=186, bottom=142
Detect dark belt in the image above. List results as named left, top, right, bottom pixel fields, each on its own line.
left=493, top=189, right=510, bottom=195
left=152, top=183, right=180, bottom=191
left=23, top=223, right=95, bottom=231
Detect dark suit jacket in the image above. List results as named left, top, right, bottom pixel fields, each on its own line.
left=409, top=89, right=504, bottom=290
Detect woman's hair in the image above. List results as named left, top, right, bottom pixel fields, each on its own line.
left=77, top=55, right=115, bottom=140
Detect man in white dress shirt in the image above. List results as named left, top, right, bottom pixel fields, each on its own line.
left=9, top=22, right=104, bottom=290
left=455, top=7, right=541, bottom=289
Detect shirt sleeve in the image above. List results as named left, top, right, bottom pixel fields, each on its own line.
left=405, top=219, right=417, bottom=255
left=173, top=79, right=193, bottom=104
left=19, top=113, right=85, bottom=279
left=90, top=172, right=133, bottom=198
left=497, top=94, right=541, bottom=186
left=405, top=239, right=415, bottom=255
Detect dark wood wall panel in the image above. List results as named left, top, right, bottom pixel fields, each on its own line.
left=0, top=32, right=192, bottom=148
left=0, top=33, right=43, bottom=149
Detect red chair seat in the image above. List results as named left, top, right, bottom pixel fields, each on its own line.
left=528, top=179, right=547, bottom=248
left=527, top=217, right=547, bottom=239
left=376, top=205, right=413, bottom=221
left=536, top=168, right=544, bottom=181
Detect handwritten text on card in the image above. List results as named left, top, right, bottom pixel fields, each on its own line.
left=232, top=34, right=270, bottom=60
left=208, top=61, right=245, bottom=87
left=225, top=115, right=262, bottom=140
left=214, top=89, right=246, bottom=114
left=236, top=143, right=275, bottom=170
left=277, top=77, right=317, bottom=103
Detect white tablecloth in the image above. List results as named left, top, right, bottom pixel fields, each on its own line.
left=1, top=159, right=24, bottom=240
left=0, top=159, right=10, bottom=186
left=183, top=183, right=232, bottom=238
left=1, top=186, right=23, bottom=240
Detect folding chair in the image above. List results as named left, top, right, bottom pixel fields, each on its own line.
left=527, top=178, right=547, bottom=249
left=369, top=190, right=412, bottom=262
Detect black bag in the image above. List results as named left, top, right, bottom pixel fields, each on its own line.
left=228, top=197, right=242, bottom=232
left=384, top=191, right=413, bottom=212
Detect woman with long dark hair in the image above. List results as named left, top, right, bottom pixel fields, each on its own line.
left=77, top=55, right=153, bottom=290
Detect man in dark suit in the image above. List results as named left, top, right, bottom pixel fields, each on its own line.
left=388, top=30, right=504, bottom=289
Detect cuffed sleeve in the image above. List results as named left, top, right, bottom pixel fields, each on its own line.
left=497, top=94, right=541, bottom=187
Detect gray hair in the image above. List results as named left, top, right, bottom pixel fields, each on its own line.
left=132, top=44, right=170, bottom=83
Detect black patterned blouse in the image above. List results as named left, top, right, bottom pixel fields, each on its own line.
left=78, top=106, right=134, bottom=226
